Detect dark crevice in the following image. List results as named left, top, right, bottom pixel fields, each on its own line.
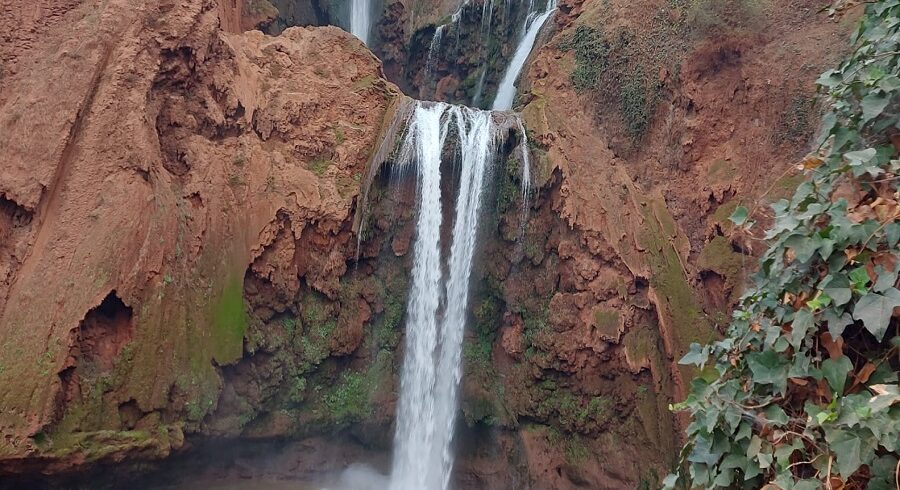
left=53, top=291, right=135, bottom=425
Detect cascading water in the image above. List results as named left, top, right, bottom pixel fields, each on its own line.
left=471, top=68, right=488, bottom=107
left=425, top=0, right=554, bottom=108
left=515, top=117, right=532, bottom=211
left=423, top=25, right=446, bottom=89
left=350, top=0, right=371, bottom=44
left=387, top=101, right=499, bottom=490
left=492, top=0, right=557, bottom=110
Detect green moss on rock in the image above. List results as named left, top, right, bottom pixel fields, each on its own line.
left=212, top=274, right=248, bottom=364
left=592, top=308, right=623, bottom=342
left=698, top=236, right=746, bottom=283
left=637, top=195, right=714, bottom=381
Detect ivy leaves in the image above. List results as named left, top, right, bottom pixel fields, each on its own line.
left=854, top=288, right=900, bottom=339
left=821, top=355, right=853, bottom=393
left=667, top=2, right=900, bottom=489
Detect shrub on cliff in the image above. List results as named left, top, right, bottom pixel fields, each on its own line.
left=667, top=2, right=899, bottom=489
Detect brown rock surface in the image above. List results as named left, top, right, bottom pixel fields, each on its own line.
left=0, top=0, right=398, bottom=472
left=448, top=0, right=857, bottom=487
left=518, top=0, right=853, bottom=400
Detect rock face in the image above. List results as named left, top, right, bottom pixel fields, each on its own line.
left=0, top=0, right=856, bottom=487
left=474, top=0, right=854, bottom=485
left=0, top=0, right=397, bottom=474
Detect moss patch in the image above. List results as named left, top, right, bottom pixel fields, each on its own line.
left=622, top=325, right=654, bottom=369
left=307, top=156, right=331, bottom=176
left=246, top=0, right=278, bottom=18
left=323, top=371, right=370, bottom=425
left=296, top=292, right=336, bottom=372
left=706, top=158, right=739, bottom=185
left=592, top=308, right=623, bottom=342
left=529, top=381, right=612, bottom=434
left=212, top=274, right=248, bottom=364
left=698, top=236, right=745, bottom=283
left=351, top=75, right=375, bottom=92
left=637, top=195, right=714, bottom=379
left=308, top=349, right=393, bottom=428
left=557, top=24, right=666, bottom=141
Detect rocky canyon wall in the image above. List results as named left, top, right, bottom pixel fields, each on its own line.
left=0, top=0, right=399, bottom=475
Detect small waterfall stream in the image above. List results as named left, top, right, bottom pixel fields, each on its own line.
left=350, top=0, right=371, bottom=44
left=421, top=0, right=556, bottom=109
left=492, top=0, right=557, bottom=110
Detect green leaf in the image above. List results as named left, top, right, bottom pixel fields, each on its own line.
left=853, top=288, right=900, bottom=340
left=746, top=351, right=789, bottom=391
left=879, top=75, right=900, bottom=91
left=821, top=356, right=853, bottom=394
left=720, top=454, right=746, bottom=470
left=827, top=428, right=877, bottom=479
left=785, top=234, right=819, bottom=263
left=713, top=467, right=734, bottom=486
left=832, top=126, right=857, bottom=152
left=807, top=293, right=832, bottom=311
left=747, top=435, right=762, bottom=458
left=873, top=266, right=898, bottom=293
left=679, top=343, right=708, bottom=366
left=861, top=91, right=889, bottom=122
left=661, top=474, right=678, bottom=489
left=823, top=274, right=852, bottom=306
left=870, top=390, right=900, bottom=412
left=824, top=309, right=854, bottom=338
left=794, top=481, right=820, bottom=490
left=869, top=455, right=900, bottom=490
left=729, top=206, right=749, bottom=226
left=885, top=222, right=900, bottom=247
left=828, top=430, right=863, bottom=477
left=763, top=405, right=789, bottom=426
left=723, top=404, right=742, bottom=432
left=817, top=409, right=835, bottom=425
left=687, top=434, right=720, bottom=466
left=817, top=69, right=841, bottom=88
left=845, top=148, right=877, bottom=166
left=849, top=267, right=871, bottom=292
left=790, top=309, right=814, bottom=348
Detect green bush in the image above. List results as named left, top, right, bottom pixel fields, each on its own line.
left=558, top=25, right=610, bottom=91
left=558, top=26, right=660, bottom=140
left=667, top=3, right=900, bottom=488
left=323, top=372, right=371, bottom=425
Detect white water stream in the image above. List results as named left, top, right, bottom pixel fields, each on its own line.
left=492, top=0, right=556, bottom=110
left=350, top=0, right=371, bottom=44
left=350, top=1, right=549, bottom=483
left=388, top=102, right=498, bottom=490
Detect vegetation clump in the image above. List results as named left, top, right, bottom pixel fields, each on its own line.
left=667, top=3, right=900, bottom=488
left=323, top=371, right=371, bottom=426
left=307, top=156, right=331, bottom=176
left=558, top=25, right=662, bottom=140
left=296, top=293, right=337, bottom=372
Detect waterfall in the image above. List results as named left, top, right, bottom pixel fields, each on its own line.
left=515, top=116, right=531, bottom=205
left=471, top=68, right=488, bottom=107
left=350, top=0, right=371, bottom=45
left=492, top=0, right=556, bottom=110
left=388, top=102, right=498, bottom=490
left=423, top=25, right=446, bottom=92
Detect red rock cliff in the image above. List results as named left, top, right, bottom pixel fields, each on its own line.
left=0, top=0, right=398, bottom=471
